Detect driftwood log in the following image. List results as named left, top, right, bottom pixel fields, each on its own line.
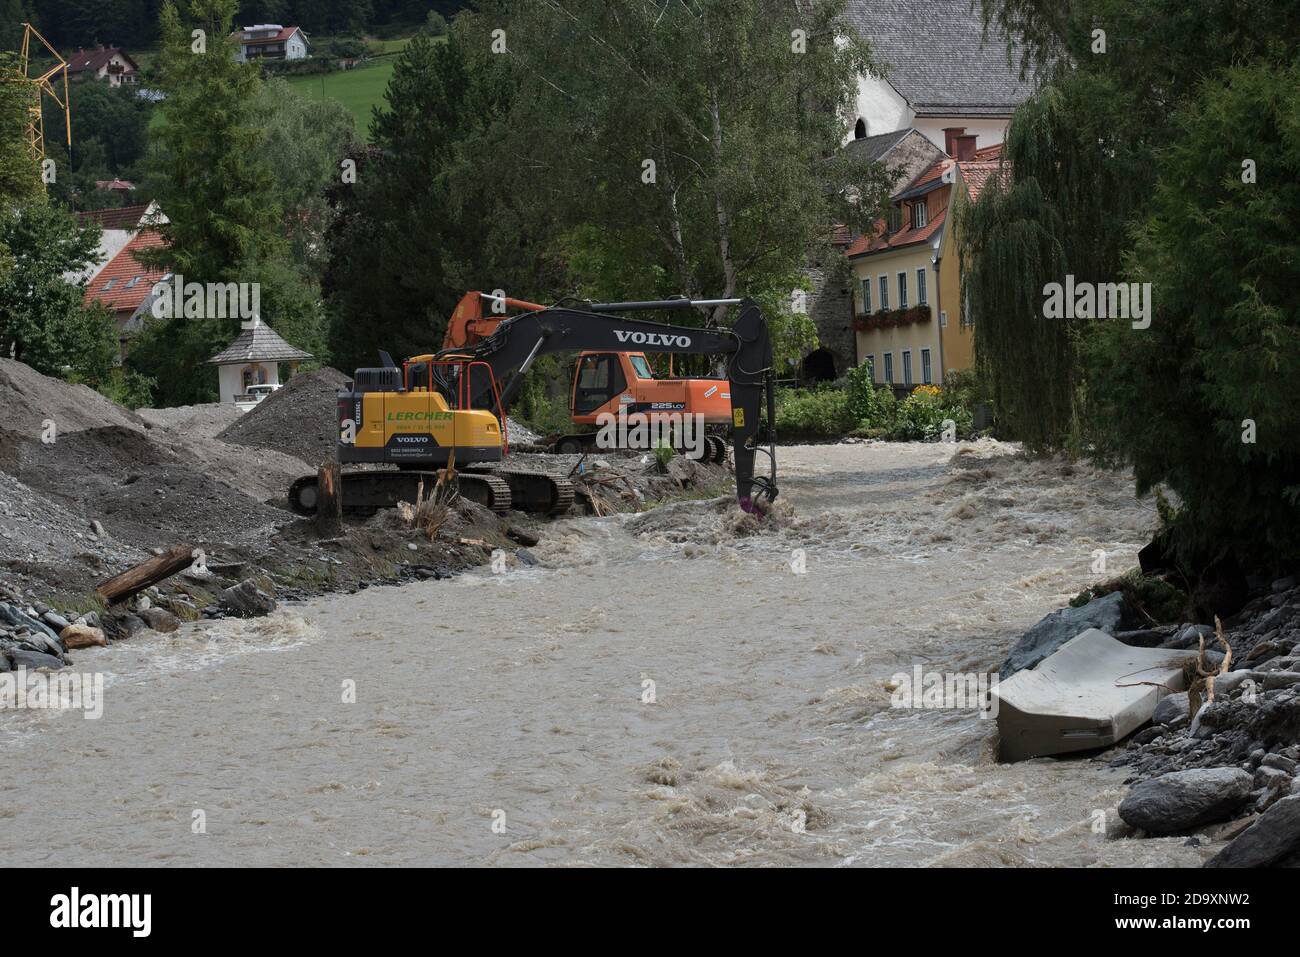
left=95, top=545, right=194, bottom=605
left=316, top=461, right=343, bottom=536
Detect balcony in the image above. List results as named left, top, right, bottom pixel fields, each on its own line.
left=853, top=305, right=932, bottom=332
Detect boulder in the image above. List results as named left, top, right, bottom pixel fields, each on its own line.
left=219, top=579, right=276, bottom=618
left=1205, top=794, right=1300, bottom=868
left=999, top=592, right=1126, bottom=678
left=1153, top=691, right=1190, bottom=726
left=1118, top=767, right=1253, bottom=834
left=60, top=624, right=107, bottom=649
left=7, top=648, right=66, bottom=671
left=139, top=607, right=181, bottom=634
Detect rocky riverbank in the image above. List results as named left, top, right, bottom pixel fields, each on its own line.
left=0, top=357, right=732, bottom=673
left=999, top=569, right=1300, bottom=866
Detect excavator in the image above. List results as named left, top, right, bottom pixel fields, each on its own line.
left=443, top=291, right=739, bottom=460
left=287, top=296, right=778, bottom=518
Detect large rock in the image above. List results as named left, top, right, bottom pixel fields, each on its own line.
left=1153, top=691, right=1190, bottom=725
left=139, top=607, right=180, bottom=634
left=1205, top=794, right=1300, bottom=867
left=219, top=579, right=277, bottom=618
left=999, top=592, right=1127, bottom=678
left=1118, top=767, right=1253, bottom=834
left=60, top=624, right=107, bottom=649
left=7, top=648, right=67, bottom=671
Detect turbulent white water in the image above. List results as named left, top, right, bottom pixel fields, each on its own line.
left=0, top=441, right=1206, bottom=866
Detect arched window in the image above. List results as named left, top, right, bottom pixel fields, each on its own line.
left=854, top=118, right=867, bottom=139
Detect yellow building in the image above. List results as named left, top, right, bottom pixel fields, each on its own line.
left=848, top=132, right=1003, bottom=387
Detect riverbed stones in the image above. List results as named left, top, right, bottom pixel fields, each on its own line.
left=219, top=579, right=276, bottom=618
left=999, top=591, right=1126, bottom=678
left=1205, top=794, right=1300, bottom=867
left=1118, top=767, right=1253, bottom=834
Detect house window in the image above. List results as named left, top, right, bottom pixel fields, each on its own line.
left=940, top=310, right=948, bottom=328
left=916, top=268, right=928, bottom=305
left=921, top=348, right=933, bottom=384
left=913, top=201, right=928, bottom=229
left=888, top=206, right=902, bottom=232
left=898, top=272, right=908, bottom=309
left=962, top=289, right=974, bottom=329
left=883, top=352, right=894, bottom=383
left=865, top=355, right=875, bottom=381
left=860, top=278, right=871, bottom=314
left=902, top=350, right=913, bottom=386
left=879, top=276, right=889, bottom=311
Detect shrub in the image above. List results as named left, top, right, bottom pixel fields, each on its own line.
left=775, top=386, right=856, bottom=436
left=887, top=384, right=973, bottom=441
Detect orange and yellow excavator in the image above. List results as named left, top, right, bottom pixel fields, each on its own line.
left=442, top=291, right=737, bottom=459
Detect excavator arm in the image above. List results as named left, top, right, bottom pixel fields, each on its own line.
left=440, top=298, right=778, bottom=511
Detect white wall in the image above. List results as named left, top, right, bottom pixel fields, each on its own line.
left=912, top=116, right=1011, bottom=150
left=286, top=34, right=308, bottom=59
left=217, top=362, right=281, bottom=404
left=849, top=75, right=1012, bottom=150
left=848, top=74, right=911, bottom=142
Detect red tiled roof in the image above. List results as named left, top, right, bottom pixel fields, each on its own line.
left=76, top=204, right=151, bottom=231
left=846, top=207, right=947, bottom=257
left=83, top=231, right=168, bottom=317
left=66, top=47, right=139, bottom=74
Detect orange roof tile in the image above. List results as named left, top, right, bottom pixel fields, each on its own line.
left=83, top=230, right=168, bottom=317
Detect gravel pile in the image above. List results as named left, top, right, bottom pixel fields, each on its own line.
left=137, top=401, right=244, bottom=439
left=217, top=368, right=349, bottom=467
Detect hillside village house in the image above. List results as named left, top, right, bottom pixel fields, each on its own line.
left=209, top=317, right=311, bottom=405
left=847, top=133, right=1003, bottom=389
left=82, top=229, right=168, bottom=359
left=232, top=25, right=310, bottom=62
left=65, top=46, right=140, bottom=86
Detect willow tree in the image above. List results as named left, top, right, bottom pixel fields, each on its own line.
left=965, top=0, right=1300, bottom=449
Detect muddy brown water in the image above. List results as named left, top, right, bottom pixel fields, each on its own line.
left=0, top=442, right=1209, bottom=866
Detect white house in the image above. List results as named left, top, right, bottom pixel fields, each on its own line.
left=208, top=316, right=311, bottom=405
left=842, top=0, right=1035, bottom=150
left=232, top=25, right=310, bottom=63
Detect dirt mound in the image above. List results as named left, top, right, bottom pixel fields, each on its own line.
left=138, top=402, right=244, bottom=439
left=0, top=425, right=289, bottom=551
left=0, top=358, right=144, bottom=438
left=217, top=368, right=349, bottom=466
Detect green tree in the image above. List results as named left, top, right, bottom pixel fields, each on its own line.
left=0, top=201, right=118, bottom=382
left=129, top=0, right=287, bottom=404
left=1084, top=61, right=1300, bottom=563
left=458, top=0, right=891, bottom=368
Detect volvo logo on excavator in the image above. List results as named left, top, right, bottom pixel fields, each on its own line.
left=613, top=330, right=692, bottom=348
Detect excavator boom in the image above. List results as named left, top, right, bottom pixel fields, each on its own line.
left=440, top=298, right=778, bottom=510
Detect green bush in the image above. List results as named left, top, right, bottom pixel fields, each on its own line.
left=845, top=361, right=886, bottom=426
left=887, top=385, right=974, bottom=441
left=775, top=386, right=856, bottom=436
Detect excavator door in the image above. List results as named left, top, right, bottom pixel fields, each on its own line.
left=571, top=353, right=628, bottom=419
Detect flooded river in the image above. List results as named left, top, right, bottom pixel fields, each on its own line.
left=1, top=441, right=1205, bottom=866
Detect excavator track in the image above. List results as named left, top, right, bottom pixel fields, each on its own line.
left=472, top=466, right=576, bottom=516
left=288, top=470, right=512, bottom=517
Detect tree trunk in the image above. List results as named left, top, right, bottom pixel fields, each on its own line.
left=316, top=461, right=343, bottom=537
left=95, top=545, right=194, bottom=605
left=707, top=82, right=738, bottom=327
